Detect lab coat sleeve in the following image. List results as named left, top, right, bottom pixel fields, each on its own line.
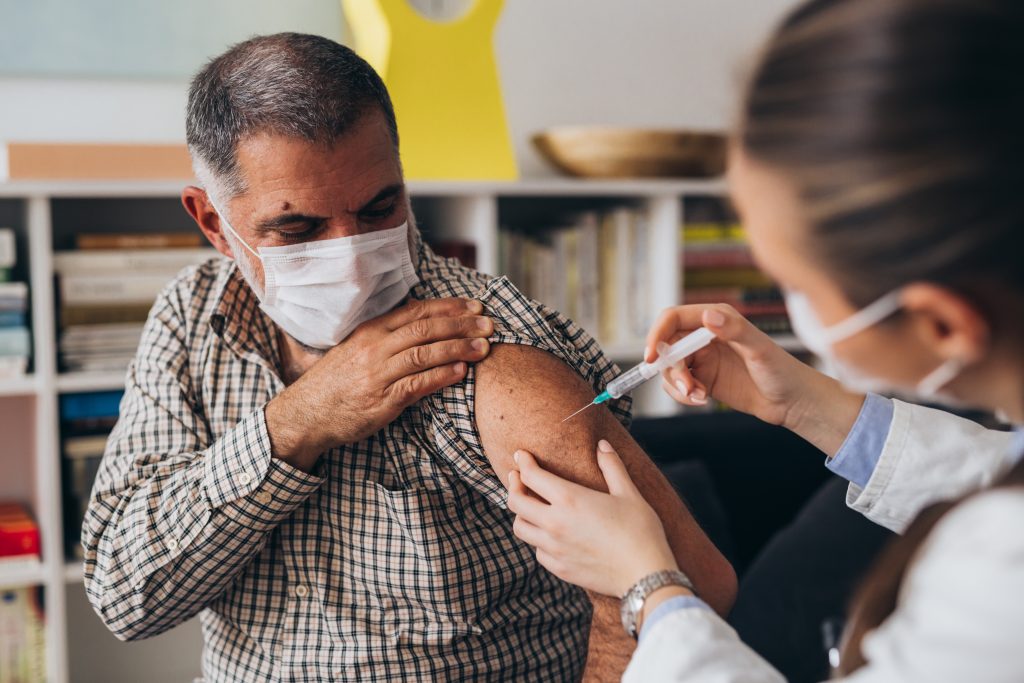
left=845, top=399, right=1015, bottom=533
left=624, top=490, right=1024, bottom=683
left=624, top=604, right=786, bottom=683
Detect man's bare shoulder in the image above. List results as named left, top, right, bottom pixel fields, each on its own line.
left=474, top=343, right=630, bottom=488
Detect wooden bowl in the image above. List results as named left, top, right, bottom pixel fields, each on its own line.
left=532, top=127, right=727, bottom=179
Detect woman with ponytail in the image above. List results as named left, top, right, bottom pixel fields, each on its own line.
left=506, top=0, right=1024, bottom=679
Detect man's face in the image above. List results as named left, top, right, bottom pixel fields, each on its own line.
left=216, top=110, right=408, bottom=291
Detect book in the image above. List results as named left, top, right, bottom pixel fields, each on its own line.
left=58, top=272, right=174, bottom=306
left=0, top=586, right=46, bottom=682
left=0, top=328, right=30, bottom=357
left=76, top=232, right=204, bottom=250
left=0, top=504, right=40, bottom=561
left=0, top=228, right=13, bottom=270
left=60, top=303, right=152, bottom=327
left=0, top=311, right=26, bottom=328
left=0, top=356, right=27, bottom=379
left=0, top=282, right=28, bottom=311
left=54, top=247, right=216, bottom=274
left=0, top=141, right=192, bottom=181
left=59, top=391, right=124, bottom=422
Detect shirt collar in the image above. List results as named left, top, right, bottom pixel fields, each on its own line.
left=1010, top=428, right=1024, bottom=465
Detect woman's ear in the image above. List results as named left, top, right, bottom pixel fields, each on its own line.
left=901, top=283, right=990, bottom=364
left=182, top=186, right=234, bottom=258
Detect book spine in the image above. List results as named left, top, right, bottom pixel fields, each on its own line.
left=59, top=273, right=172, bottom=305
left=54, top=248, right=217, bottom=274
left=76, top=233, right=203, bottom=250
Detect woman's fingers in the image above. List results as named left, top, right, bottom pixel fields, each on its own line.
left=660, top=366, right=708, bottom=406
left=701, top=305, right=775, bottom=361
left=645, top=306, right=709, bottom=363
left=596, top=440, right=639, bottom=498
left=513, top=449, right=587, bottom=504
left=506, top=470, right=552, bottom=522
left=511, top=514, right=553, bottom=550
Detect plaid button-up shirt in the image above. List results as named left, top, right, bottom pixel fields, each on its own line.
left=82, top=231, right=631, bottom=681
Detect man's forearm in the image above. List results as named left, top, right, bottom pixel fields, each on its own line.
left=583, top=594, right=634, bottom=682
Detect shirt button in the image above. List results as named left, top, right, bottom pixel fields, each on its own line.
left=255, top=491, right=273, bottom=504
left=166, top=537, right=178, bottom=551
left=238, top=472, right=252, bottom=486
left=294, top=585, right=309, bottom=598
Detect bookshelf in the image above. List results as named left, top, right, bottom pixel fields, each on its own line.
left=0, top=177, right=804, bottom=683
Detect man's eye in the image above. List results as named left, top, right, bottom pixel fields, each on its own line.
left=278, top=224, right=319, bottom=240
left=361, top=202, right=396, bottom=220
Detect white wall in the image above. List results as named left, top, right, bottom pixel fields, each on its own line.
left=0, top=0, right=801, bottom=178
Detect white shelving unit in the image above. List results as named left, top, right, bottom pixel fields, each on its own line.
left=0, top=176, right=799, bottom=682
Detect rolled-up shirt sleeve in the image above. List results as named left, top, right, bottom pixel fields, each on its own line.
left=81, top=290, right=324, bottom=641
left=826, top=393, right=894, bottom=488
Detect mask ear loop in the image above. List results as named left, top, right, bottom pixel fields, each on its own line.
left=209, top=197, right=271, bottom=299
left=820, top=290, right=904, bottom=345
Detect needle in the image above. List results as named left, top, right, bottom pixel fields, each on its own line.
left=561, top=401, right=596, bottom=423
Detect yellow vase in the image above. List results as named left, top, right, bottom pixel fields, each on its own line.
left=342, top=0, right=518, bottom=180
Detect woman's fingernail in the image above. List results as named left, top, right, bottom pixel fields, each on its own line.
left=691, top=387, right=707, bottom=402
left=513, top=451, right=521, bottom=464
left=598, top=439, right=614, bottom=452
left=675, top=380, right=688, bottom=396
left=705, top=310, right=726, bottom=327
left=643, top=345, right=652, bottom=361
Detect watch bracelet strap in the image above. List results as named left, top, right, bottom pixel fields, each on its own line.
left=620, top=569, right=695, bottom=639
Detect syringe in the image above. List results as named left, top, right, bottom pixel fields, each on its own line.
left=562, top=327, right=716, bottom=422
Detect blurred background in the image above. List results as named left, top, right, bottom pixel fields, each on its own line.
left=0, top=2, right=831, bottom=682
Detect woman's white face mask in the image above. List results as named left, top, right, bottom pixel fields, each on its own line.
left=213, top=200, right=419, bottom=350
left=784, top=289, right=964, bottom=403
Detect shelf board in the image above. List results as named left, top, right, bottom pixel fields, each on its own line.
left=56, top=371, right=126, bottom=393
left=0, top=557, right=46, bottom=588
left=0, top=177, right=728, bottom=199
left=0, top=374, right=38, bottom=397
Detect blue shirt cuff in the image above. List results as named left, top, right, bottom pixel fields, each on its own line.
left=826, top=393, right=894, bottom=489
left=638, top=595, right=711, bottom=643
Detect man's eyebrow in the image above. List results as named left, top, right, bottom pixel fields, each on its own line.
left=255, top=213, right=326, bottom=232
left=357, top=184, right=404, bottom=212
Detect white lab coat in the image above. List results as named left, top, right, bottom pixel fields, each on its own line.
left=624, top=400, right=1023, bottom=683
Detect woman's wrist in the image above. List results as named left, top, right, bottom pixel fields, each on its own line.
left=638, top=584, right=695, bottom=632
left=783, top=372, right=865, bottom=458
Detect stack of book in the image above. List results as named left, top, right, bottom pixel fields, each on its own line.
left=681, top=198, right=791, bottom=337
left=55, top=233, right=215, bottom=374
left=60, top=390, right=122, bottom=560
left=0, top=503, right=41, bottom=573
left=0, top=228, right=30, bottom=379
left=0, top=586, right=45, bottom=682
left=499, top=207, right=650, bottom=346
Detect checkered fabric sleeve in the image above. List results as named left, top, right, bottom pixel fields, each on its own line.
left=425, top=275, right=632, bottom=507
left=81, top=280, right=325, bottom=641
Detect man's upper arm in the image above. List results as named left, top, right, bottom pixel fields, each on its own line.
left=474, top=343, right=737, bottom=614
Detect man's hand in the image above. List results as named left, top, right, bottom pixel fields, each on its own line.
left=266, top=297, right=493, bottom=471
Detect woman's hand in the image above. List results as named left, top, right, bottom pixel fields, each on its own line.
left=646, top=304, right=863, bottom=456
left=507, top=440, right=678, bottom=598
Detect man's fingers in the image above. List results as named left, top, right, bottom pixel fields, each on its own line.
left=596, top=440, right=639, bottom=497
left=388, top=313, right=493, bottom=354
left=379, top=297, right=483, bottom=331
left=513, top=449, right=586, bottom=504
left=388, top=361, right=468, bottom=406
left=386, top=338, right=490, bottom=381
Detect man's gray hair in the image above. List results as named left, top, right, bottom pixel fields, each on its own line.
left=186, top=32, right=399, bottom=203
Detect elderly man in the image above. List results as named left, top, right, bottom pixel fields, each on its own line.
left=82, top=33, right=734, bottom=681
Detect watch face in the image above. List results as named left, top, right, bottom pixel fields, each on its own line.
left=621, top=588, right=644, bottom=636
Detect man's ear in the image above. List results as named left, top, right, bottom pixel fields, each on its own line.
left=902, top=283, right=990, bottom=365
left=182, top=186, right=233, bottom=259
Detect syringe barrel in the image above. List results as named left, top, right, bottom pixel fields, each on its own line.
left=605, top=361, right=658, bottom=398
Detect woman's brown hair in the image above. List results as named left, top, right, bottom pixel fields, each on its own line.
left=739, top=0, right=1024, bottom=674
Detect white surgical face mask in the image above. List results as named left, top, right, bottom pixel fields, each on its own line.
left=784, top=289, right=964, bottom=402
left=213, top=201, right=419, bottom=350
